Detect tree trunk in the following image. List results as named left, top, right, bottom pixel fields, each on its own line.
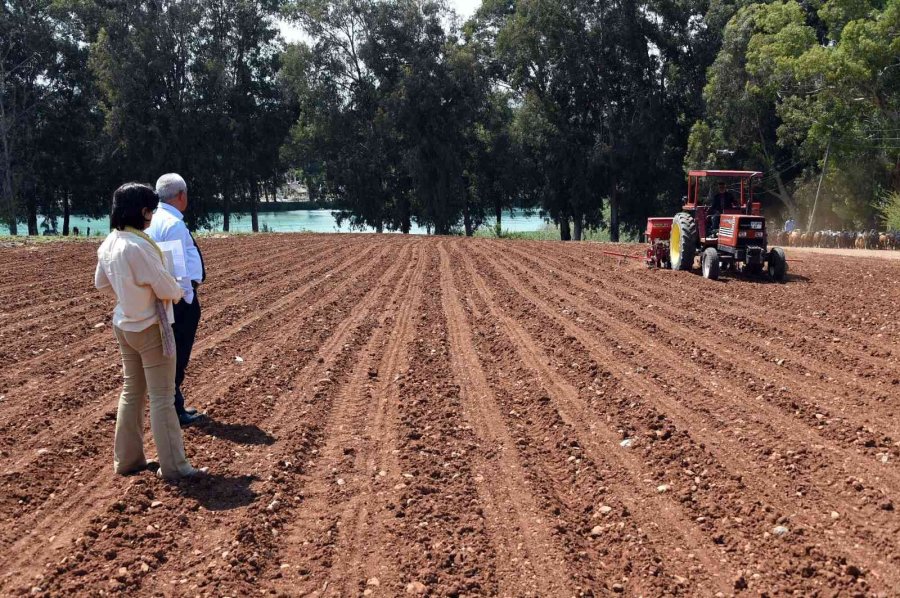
left=304, top=175, right=316, bottom=202
left=26, top=186, right=38, bottom=236
left=62, top=189, right=70, bottom=236
left=773, top=172, right=799, bottom=220
left=891, top=154, right=900, bottom=193
left=400, top=195, right=411, bottom=234
left=0, top=77, right=16, bottom=235
left=559, top=215, right=571, bottom=241
left=223, top=183, right=231, bottom=232
left=250, top=179, right=259, bottom=232
left=573, top=214, right=583, bottom=241
left=494, top=204, right=502, bottom=236
left=463, top=202, right=473, bottom=237
left=609, top=186, right=620, bottom=242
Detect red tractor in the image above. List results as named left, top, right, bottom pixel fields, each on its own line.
left=645, top=170, right=787, bottom=281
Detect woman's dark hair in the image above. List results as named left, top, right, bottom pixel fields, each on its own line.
left=110, top=183, right=158, bottom=231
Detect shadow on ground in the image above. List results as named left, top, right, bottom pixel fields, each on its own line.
left=176, top=473, right=259, bottom=511
left=195, top=419, right=275, bottom=445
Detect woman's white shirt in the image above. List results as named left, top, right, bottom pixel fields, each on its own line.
left=94, top=230, right=183, bottom=332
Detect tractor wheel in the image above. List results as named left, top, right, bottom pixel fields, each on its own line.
left=701, top=247, right=720, bottom=280
left=768, top=247, right=787, bottom=282
left=669, top=212, right=697, bottom=271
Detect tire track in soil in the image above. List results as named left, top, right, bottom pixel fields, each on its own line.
left=268, top=240, right=428, bottom=596
left=468, top=240, right=897, bottom=595
left=452, top=242, right=733, bottom=596
left=497, top=243, right=900, bottom=547
left=438, top=243, right=575, bottom=597
left=0, top=240, right=404, bottom=595
left=0, top=239, right=366, bottom=465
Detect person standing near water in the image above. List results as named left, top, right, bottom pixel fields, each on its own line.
left=94, top=183, right=204, bottom=480
left=147, top=173, right=206, bottom=427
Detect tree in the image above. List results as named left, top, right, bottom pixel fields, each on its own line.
left=689, top=0, right=899, bottom=227
left=283, top=0, right=491, bottom=235
left=466, top=90, right=522, bottom=235
left=475, top=0, right=685, bottom=240
left=1, top=0, right=60, bottom=235
left=686, top=1, right=811, bottom=218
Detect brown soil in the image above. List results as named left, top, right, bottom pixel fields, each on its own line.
left=1, top=234, right=898, bottom=597
left=788, top=246, right=900, bottom=260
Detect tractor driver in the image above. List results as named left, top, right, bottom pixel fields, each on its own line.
left=707, top=181, right=738, bottom=236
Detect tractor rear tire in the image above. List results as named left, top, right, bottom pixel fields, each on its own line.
left=701, top=247, right=720, bottom=280
left=768, top=247, right=787, bottom=282
left=670, top=212, right=697, bottom=271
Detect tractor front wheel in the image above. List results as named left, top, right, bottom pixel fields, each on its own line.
left=768, top=247, right=787, bottom=282
left=701, top=247, right=720, bottom=280
left=670, top=212, right=697, bottom=271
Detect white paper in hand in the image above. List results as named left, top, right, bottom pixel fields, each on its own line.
left=157, top=240, right=187, bottom=280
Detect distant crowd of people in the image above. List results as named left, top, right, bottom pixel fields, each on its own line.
left=94, top=174, right=207, bottom=481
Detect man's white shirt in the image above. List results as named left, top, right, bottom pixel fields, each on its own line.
left=146, top=203, right=202, bottom=304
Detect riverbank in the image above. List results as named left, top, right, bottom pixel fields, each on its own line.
left=0, top=208, right=554, bottom=237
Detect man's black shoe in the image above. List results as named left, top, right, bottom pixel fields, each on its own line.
left=178, top=411, right=202, bottom=427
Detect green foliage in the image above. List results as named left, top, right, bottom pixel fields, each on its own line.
left=879, top=192, right=900, bottom=231
left=691, top=0, right=899, bottom=227
left=2, top=0, right=293, bottom=234
left=5, top=0, right=895, bottom=238
left=483, top=0, right=697, bottom=240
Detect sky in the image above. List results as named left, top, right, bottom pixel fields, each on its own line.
left=278, top=0, right=481, bottom=43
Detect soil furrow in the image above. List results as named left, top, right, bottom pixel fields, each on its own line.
left=11, top=240, right=407, bottom=596
left=270, top=241, right=426, bottom=595
left=468, top=241, right=898, bottom=594
left=0, top=240, right=374, bottom=460
left=2, top=236, right=897, bottom=597
left=438, top=243, right=576, bottom=597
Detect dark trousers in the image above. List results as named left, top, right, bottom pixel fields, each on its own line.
left=172, top=292, right=201, bottom=415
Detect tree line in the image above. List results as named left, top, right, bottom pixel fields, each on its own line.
left=2, top=0, right=897, bottom=239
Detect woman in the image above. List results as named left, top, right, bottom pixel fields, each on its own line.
left=94, top=183, right=204, bottom=480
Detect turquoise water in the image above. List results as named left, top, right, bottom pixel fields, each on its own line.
left=1, top=208, right=548, bottom=236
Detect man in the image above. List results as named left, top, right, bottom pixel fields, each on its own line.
left=708, top=181, right=737, bottom=236
left=784, top=218, right=796, bottom=234
left=147, top=173, right=206, bottom=426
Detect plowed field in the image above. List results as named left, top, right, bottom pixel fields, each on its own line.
left=1, top=235, right=899, bottom=597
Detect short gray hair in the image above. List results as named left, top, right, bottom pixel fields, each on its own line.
left=156, top=173, right=187, bottom=203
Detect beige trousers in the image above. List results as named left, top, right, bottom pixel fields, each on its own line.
left=113, top=325, right=194, bottom=480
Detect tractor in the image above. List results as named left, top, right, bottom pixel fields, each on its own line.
left=645, top=170, right=787, bottom=281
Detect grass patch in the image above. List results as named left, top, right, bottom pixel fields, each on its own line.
left=474, top=221, right=637, bottom=242
left=0, top=234, right=97, bottom=244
